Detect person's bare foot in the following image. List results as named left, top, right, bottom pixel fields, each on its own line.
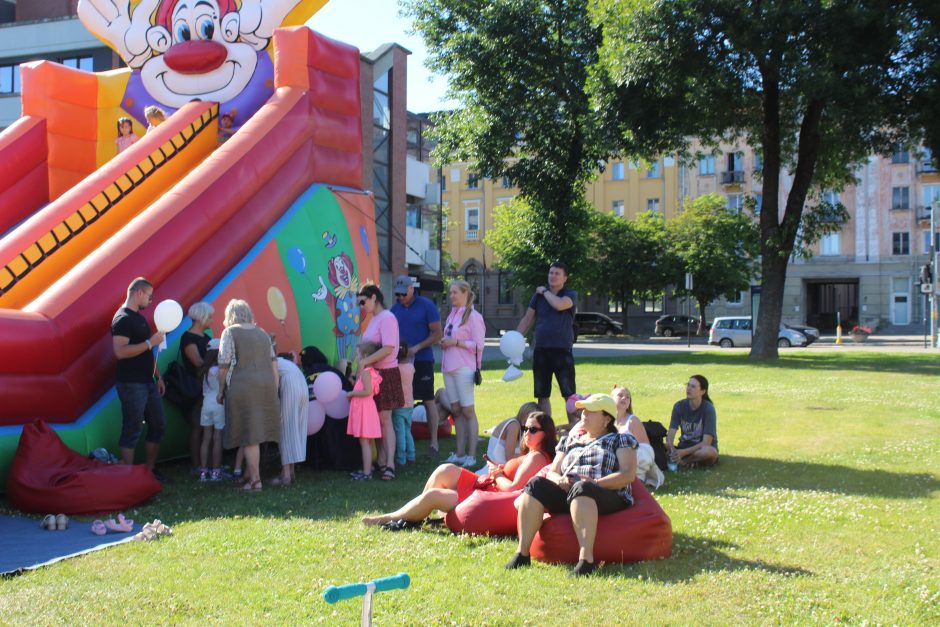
left=361, top=515, right=392, bottom=526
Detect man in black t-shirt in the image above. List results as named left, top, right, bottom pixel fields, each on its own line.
left=111, top=277, right=166, bottom=471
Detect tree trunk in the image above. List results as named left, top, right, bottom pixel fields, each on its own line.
left=697, top=300, right=707, bottom=336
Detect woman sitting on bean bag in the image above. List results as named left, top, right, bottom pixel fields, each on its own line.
left=506, top=393, right=638, bottom=576
left=362, top=412, right=557, bottom=529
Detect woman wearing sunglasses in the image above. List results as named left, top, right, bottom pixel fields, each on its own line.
left=506, top=393, right=638, bottom=576
left=361, top=412, right=557, bottom=529
left=356, top=285, right=402, bottom=480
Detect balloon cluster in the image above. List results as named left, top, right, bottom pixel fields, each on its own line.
left=306, top=372, right=350, bottom=435
left=499, top=331, right=526, bottom=382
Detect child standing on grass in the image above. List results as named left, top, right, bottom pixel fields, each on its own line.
left=347, top=341, right=383, bottom=480
left=115, top=117, right=139, bottom=154
left=392, top=343, right=416, bottom=467
left=197, top=339, right=224, bottom=481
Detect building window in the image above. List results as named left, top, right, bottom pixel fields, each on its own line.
left=820, top=232, right=840, bottom=256
left=498, top=271, right=513, bottom=305
left=612, top=200, right=624, bottom=217
left=647, top=198, right=660, bottom=213
left=727, top=193, right=744, bottom=212
left=892, top=186, right=910, bottom=210
left=495, top=196, right=513, bottom=207
left=467, top=173, right=479, bottom=189
left=699, top=155, right=715, bottom=176
left=753, top=153, right=763, bottom=172
left=501, top=175, right=511, bottom=188
left=643, top=298, right=663, bottom=313
left=441, top=209, right=448, bottom=237
left=406, top=206, right=420, bottom=228
left=450, top=167, right=461, bottom=182
left=925, top=231, right=940, bottom=254
left=464, top=201, right=480, bottom=240
left=440, top=174, right=446, bottom=192
left=0, top=64, right=21, bottom=94
left=727, top=291, right=743, bottom=306
left=923, top=184, right=940, bottom=208
left=892, top=232, right=910, bottom=255
left=611, top=162, right=625, bottom=180
left=821, top=191, right=839, bottom=205
left=464, top=263, right=479, bottom=294
left=891, top=144, right=910, bottom=164
left=727, top=152, right=743, bottom=172
left=753, top=194, right=763, bottom=215
left=60, top=56, right=94, bottom=72
left=647, top=160, right=660, bottom=178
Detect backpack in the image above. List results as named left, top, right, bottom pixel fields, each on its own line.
left=643, top=420, right=669, bottom=471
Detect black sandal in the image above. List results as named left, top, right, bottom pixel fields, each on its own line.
left=381, top=467, right=396, bottom=481
left=381, top=518, right=421, bottom=531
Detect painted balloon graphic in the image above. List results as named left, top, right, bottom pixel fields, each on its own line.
left=267, top=286, right=287, bottom=321
left=360, top=224, right=370, bottom=255
left=288, top=247, right=306, bottom=274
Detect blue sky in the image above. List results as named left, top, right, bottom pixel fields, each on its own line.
left=306, top=0, right=454, bottom=113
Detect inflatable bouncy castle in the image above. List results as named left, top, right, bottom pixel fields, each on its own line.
left=0, top=0, right=379, bottom=486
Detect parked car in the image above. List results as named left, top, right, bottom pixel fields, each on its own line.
left=654, top=314, right=709, bottom=337
left=784, top=323, right=820, bottom=345
left=573, top=312, right=623, bottom=342
left=708, top=316, right=809, bottom=348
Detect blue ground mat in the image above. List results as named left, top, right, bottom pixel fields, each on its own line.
left=0, top=514, right=143, bottom=575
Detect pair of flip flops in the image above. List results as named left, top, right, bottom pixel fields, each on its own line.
left=90, top=513, right=134, bottom=536
left=133, top=519, right=173, bottom=542
left=40, top=514, right=69, bottom=530
left=380, top=519, right=422, bottom=532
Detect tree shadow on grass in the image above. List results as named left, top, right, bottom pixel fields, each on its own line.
left=658, top=455, right=940, bottom=500
left=570, top=351, right=940, bottom=377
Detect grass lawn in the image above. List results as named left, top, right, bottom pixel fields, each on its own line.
left=1, top=351, right=938, bottom=625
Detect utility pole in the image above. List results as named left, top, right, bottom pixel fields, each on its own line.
left=931, top=204, right=938, bottom=347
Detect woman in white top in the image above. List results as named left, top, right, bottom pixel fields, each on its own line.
left=612, top=386, right=663, bottom=489
left=475, top=401, right=538, bottom=475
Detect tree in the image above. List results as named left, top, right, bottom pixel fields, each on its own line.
left=668, top=194, right=760, bottom=334
left=589, top=0, right=919, bottom=358
left=404, top=0, right=603, bottom=286
left=588, top=210, right=676, bottom=328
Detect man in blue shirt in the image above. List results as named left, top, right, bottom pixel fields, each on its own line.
left=391, top=275, right=444, bottom=456
left=517, top=262, right=577, bottom=421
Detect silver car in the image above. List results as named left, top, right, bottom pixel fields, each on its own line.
left=708, top=316, right=808, bottom=348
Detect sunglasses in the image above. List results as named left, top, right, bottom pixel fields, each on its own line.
left=522, top=426, right=543, bottom=434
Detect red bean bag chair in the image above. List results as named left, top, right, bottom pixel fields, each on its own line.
left=445, top=488, right=521, bottom=536
left=529, top=480, right=672, bottom=564
left=6, top=420, right=162, bottom=515
left=411, top=415, right=454, bottom=440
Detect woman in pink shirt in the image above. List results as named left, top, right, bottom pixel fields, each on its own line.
left=441, top=280, right=486, bottom=468
left=357, top=285, right=402, bottom=481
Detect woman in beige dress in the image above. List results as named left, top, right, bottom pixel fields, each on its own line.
left=217, top=299, right=280, bottom=491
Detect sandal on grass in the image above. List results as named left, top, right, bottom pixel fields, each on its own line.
left=350, top=470, right=372, bottom=481
left=242, top=479, right=262, bottom=491
left=380, top=518, right=422, bottom=531
left=381, top=467, right=396, bottom=481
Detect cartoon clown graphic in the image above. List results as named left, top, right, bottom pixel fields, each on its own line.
left=324, top=252, right=361, bottom=363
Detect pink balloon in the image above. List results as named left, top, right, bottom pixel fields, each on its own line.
left=566, top=393, right=587, bottom=416
left=312, top=372, right=342, bottom=404
left=307, top=400, right=326, bottom=435
left=325, top=393, right=350, bottom=419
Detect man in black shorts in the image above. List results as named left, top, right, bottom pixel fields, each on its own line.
left=111, top=277, right=166, bottom=474
left=516, top=262, right=577, bottom=422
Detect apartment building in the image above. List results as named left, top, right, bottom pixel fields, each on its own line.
left=440, top=143, right=939, bottom=335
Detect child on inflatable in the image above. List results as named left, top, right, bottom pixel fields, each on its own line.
left=347, top=342, right=383, bottom=481
left=115, top=117, right=139, bottom=154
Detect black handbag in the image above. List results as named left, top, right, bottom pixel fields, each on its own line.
left=474, top=345, right=482, bottom=386
left=163, top=348, right=202, bottom=409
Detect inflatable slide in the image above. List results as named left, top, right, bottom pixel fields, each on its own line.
left=0, top=0, right=379, bottom=486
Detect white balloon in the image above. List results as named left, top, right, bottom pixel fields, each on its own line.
left=499, top=331, right=526, bottom=362
left=325, top=393, right=350, bottom=419
left=312, top=371, right=342, bottom=404
left=502, top=365, right=523, bottom=382
left=153, top=300, right=183, bottom=333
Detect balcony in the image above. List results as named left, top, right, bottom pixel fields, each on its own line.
left=465, top=229, right=479, bottom=242
left=916, top=161, right=938, bottom=175
left=405, top=225, right=441, bottom=273
left=917, top=205, right=933, bottom=223
left=720, top=170, right=745, bottom=185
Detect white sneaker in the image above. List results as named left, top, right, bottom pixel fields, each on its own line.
left=445, top=452, right=462, bottom=464
left=461, top=456, right=477, bottom=467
